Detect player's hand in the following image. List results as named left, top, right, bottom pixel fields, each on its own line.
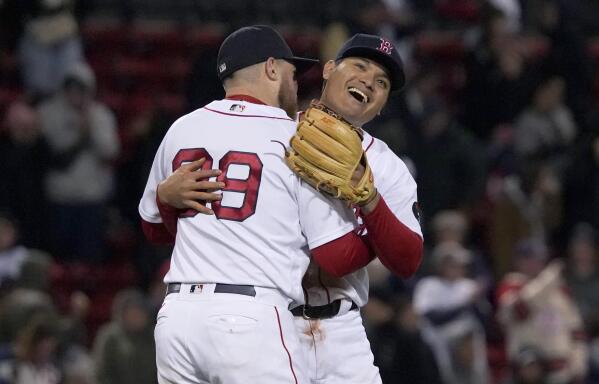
left=157, top=158, right=224, bottom=215
left=352, top=163, right=380, bottom=214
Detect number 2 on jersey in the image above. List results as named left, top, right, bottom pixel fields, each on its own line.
left=172, top=148, right=263, bottom=221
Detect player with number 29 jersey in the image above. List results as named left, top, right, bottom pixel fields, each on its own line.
left=139, top=98, right=358, bottom=305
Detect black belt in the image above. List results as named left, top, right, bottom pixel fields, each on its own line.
left=167, top=283, right=256, bottom=297
left=291, top=299, right=358, bottom=319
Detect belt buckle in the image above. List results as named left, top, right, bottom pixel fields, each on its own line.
left=302, top=305, right=313, bottom=320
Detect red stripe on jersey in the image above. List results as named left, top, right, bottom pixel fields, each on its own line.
left=365, top=136, right=375, bottom=152
left=274, top=307, right=299, bottom=384
left=203, top=107, right=294, bottom=121
left=226, top=94, right=267, bottom=105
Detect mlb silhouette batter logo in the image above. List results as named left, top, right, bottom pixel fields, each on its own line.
left=230, top=104, right=246, bottom=112
left=378, top=38, right=393, bottom=55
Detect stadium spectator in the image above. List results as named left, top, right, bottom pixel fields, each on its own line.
left=514, top=75, right=577, bottom=175
left=0, top=213, right=54, bottom=297
left=92, top=289, right=156, bottom=384
left=489, top=160, right=562, bottom=277
left=413, top=242, right=490, bottom=384
left=17, top=0, right=82, bottom=100
left=0, top=314, right=62, bottom=384
left=38, top=62, right=120, bottom=262
left=429, top=210, right=494, bottom=290
left=0, top=213, right=29, bottom=291
left=0, top=101, right=50, bottom=249
left=405, top=95, right=486, bottom=229
left=367, top=292, right=443, bottom=384
left=563, top=131, right=599, bottom=235
left=460, top=6, right=536, bottom=140
left=530, top=0, right=592, bottom=130
left=563, top=223, right=599, bottom=327
left=497, top=239, right=588, bottom=384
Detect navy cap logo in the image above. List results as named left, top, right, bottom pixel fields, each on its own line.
left=377, top=38, right=393, bottom=55
left=219, top=63, right=227, bottom=73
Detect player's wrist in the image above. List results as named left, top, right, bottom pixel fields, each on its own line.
left=157, top=182, right=174, bottom=207
left=356, top=190, right=380, bottom=215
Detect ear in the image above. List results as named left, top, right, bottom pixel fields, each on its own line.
left=322, top=60, right=336, bottom=80
left=265, top=57, right=278, bottom=81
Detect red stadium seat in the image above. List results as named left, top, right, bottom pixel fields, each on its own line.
left=415, top=32, right=466, bottom=60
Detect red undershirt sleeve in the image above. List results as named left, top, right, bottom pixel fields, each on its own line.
left=311, top=231, right=376, bottom=278
left=141, top=220, right=175, bottom=244
left=155, top=193, right=179, bottom=236
left=360, top=197, right=423, bottom=279
left=140, top=194, right=180, bottom=244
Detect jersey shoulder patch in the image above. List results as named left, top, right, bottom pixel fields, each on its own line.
left=412, top=201, right=421, bottom=223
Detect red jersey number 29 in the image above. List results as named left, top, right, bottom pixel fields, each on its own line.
left=172, top=148, right=263, bottom=221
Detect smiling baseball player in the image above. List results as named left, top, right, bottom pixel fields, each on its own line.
left=139, top=26, right=377, bottom=384
left=286, top=34, right=423, bottom=384
left=150, top=33, right=424, bottom=384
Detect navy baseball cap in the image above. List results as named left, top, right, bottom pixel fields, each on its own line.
left=335, top=34, right=405, bottom=91
left=217, top=25, right=319, bottom=81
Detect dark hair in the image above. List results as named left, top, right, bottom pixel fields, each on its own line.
left=16, top=314, right=59, bottom=360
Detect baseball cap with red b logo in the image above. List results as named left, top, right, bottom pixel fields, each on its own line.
left=335, top=34, right=406, bottom=91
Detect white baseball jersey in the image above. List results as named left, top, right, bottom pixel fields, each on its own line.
left=139, top=99, right=358, bottom=305
left=300, top=130, right=422, bottom=307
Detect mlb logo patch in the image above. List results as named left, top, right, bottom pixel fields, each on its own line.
left=219, top=63, right=227, bottom=73
left=230, top=104, right=246, bottom=112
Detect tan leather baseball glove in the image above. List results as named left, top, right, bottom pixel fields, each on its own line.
left=285, top=102, right=376, bottom=206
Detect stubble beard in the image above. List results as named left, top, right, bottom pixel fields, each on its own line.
left=277, top=78, right=298, bottom=118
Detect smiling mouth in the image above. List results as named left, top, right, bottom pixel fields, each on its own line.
left=348, top=87, right=369, bottom=104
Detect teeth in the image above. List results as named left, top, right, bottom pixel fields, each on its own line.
left=348, top=87, right=368, bottom=103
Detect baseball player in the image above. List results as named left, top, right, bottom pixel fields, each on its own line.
left=139, top=26, right=377, bottom=384
left=290, top=34, right=423, bottom=384
left=153, top=34, right=424, bottom=384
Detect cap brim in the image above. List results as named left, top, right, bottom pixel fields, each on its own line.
left=340, top=47, right=405, bottom=91
left=286, top=57, right=319, bottom=75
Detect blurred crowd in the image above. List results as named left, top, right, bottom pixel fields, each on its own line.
left=0, top=0, right=598, bottom=383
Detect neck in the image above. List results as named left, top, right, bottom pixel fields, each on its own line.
left=317, top=97, right=364, bottom=128
left=225, top=86, right=278, bottom=108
